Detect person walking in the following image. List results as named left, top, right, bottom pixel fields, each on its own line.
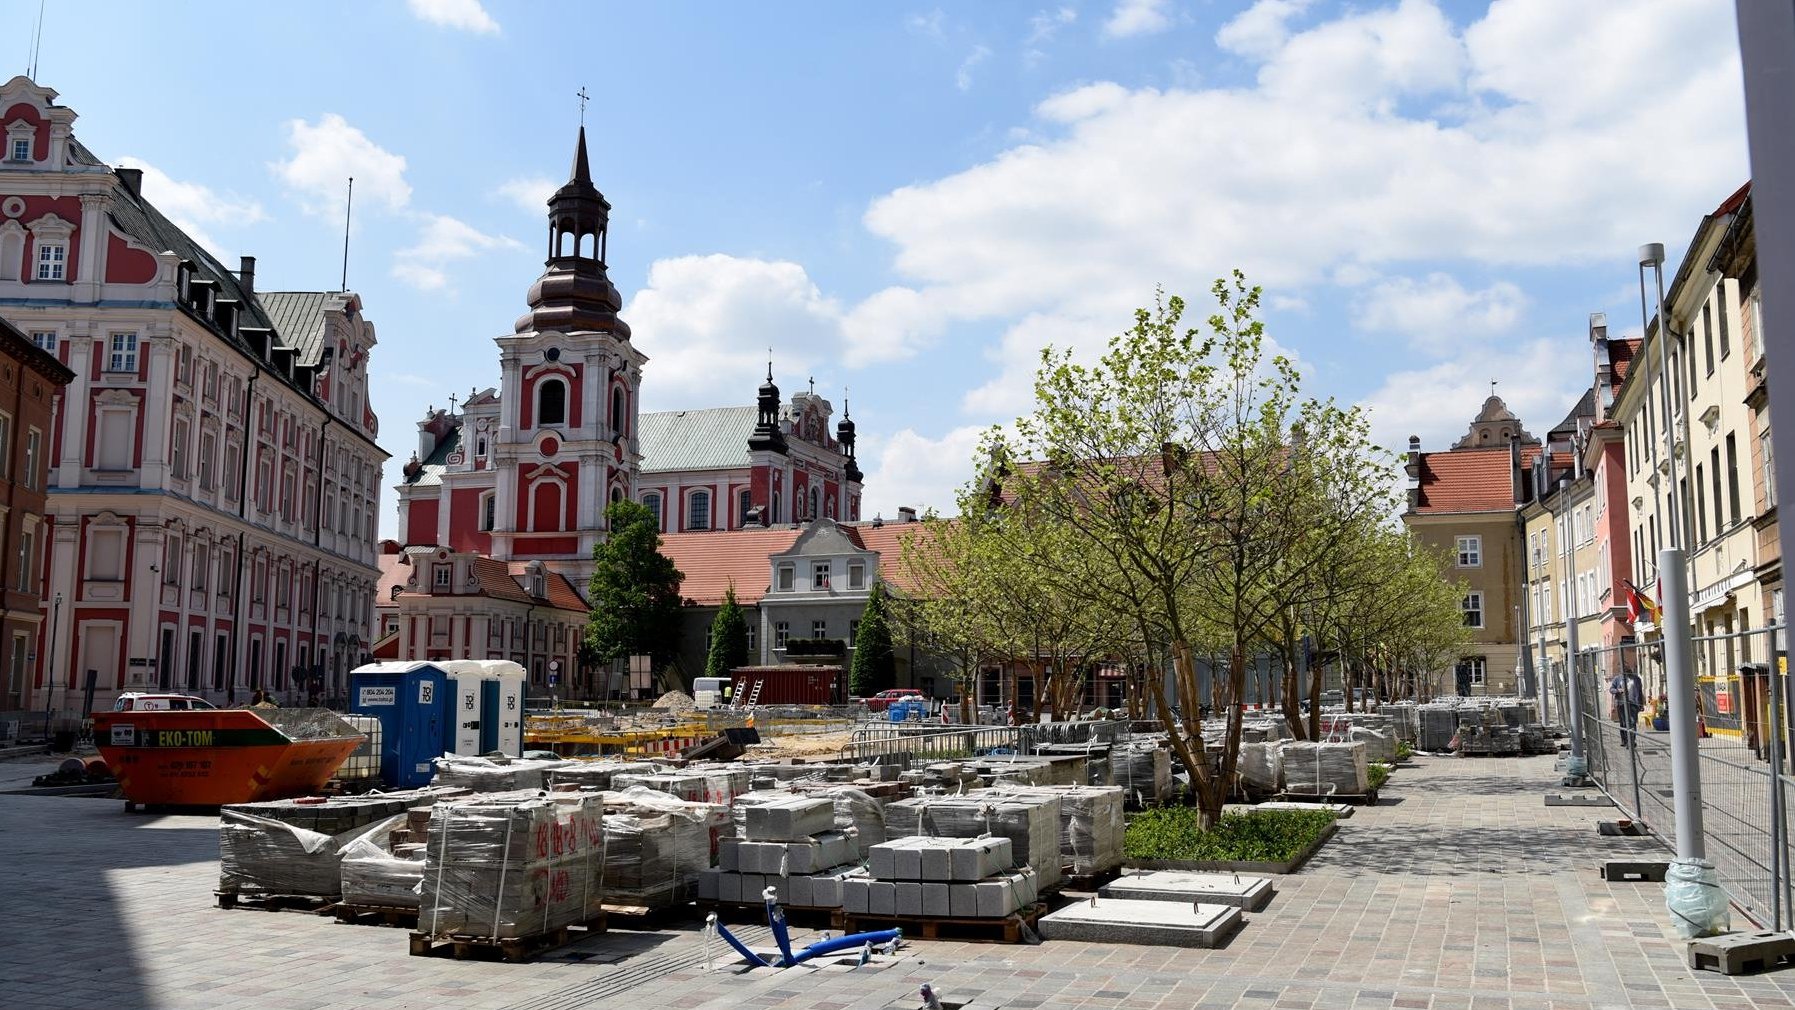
left=1609, top=665, right=1644, bottom=748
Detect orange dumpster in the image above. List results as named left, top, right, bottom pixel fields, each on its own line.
left=92, top=707, right=364, bottom=807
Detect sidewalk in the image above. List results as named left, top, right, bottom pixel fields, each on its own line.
left=1, top=755, right=1791, bottom=1010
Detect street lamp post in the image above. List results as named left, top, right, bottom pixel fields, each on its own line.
left=41, top=592, right=62, bottom=740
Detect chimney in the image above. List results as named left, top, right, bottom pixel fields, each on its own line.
left=1510, top=435, right=1523, bottom=506
left=1404, top=435, right=1423, bottom=509
left=238, top=255, right=256, bottom=296
left=115, top=166, right=143, bottom=198
left=1590, top=311, right=1612, bottom=417
left=898, top=506, right=918, bottom=523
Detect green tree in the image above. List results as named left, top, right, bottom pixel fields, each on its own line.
left=850, top=582, right=898, bottom=696
left=586, top=499, right=685, bottom=673
left=704, top=584, right=751, bottom=679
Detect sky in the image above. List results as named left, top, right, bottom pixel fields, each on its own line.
left=12, top=0, right=1752, bottom=537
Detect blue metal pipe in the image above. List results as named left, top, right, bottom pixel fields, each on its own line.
left=784, top=929, right=902, bottom=963
left=764, top=893, right=798, bottom=965
left=708, top=915, right=770, bottom=968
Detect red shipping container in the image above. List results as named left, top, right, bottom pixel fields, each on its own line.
left=730, top=666, right=845, bottom=706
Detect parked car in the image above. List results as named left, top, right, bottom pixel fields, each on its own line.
left=863, top=688, right=925, bottom=713
left=112, top=693, right=218, bottom=712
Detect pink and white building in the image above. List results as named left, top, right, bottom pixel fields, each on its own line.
left=0, top=77, right=387, bottom=711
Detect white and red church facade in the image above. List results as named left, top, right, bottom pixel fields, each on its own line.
left=0, top=77, right=387, bottom=713
left=389, top=128, right=865, bottom=692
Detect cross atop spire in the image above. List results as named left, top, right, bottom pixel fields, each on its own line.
left=576, top=85, right=591, bottom=126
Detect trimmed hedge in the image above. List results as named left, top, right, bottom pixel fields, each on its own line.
left=1124, top=807, right=1336, bottom=863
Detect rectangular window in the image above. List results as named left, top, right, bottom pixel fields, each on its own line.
left=1703, top=303, right=1715, bottom=376
left=687, top=491, right=711, bottom=531
left=1693, top=468, right=1706, bottom=543
left=813, top=562, right=831, bottom=589
left=10, top=137, right=29, bottom=161
left=480, top=494, right=495, bottom=532
left=88, top=527, right=125, bottom=582
left=36, top=243, right=64, bottom=281
left=1712, top=444, right=1728, bottom=529
left=1542, top=584, right=1552, bottom=623
left=1765, top=432, right=1779, bottom=510
left=171, top=419, right=189, bottom=479
left=849, top=619, right=859, bottom=644
left=0, top=413, right=10, bottom=480
left=1719, top=283, right=1732, bottom=358
left=1723, top=432, right=1737, bottom=527
left=812, top=620, right=828, bottom=640
left=217, top=550, right=233, bottom=597
left=434, top=565, right=451, bottom=588
left=23, top=428, right=39, bottom=489
left=848, top=562, right=866, bottom=589
left=1456, top=535, right=1481, bottom=568
left=15, top=528, right=33, bottom=592
left=108, top=333, right=138, bottom=373
left=1461, top=592, right=1484, bottom=629
left=777, top=565, right=794, bottom=591
left=774, top=621, right=790, bottom=649
left=30, top=331, right=55, bottom=354
left=198, top=433, right=216, bottom=490
left=1458, top=657, right=1487, bottom=687
left=191, top=545, right=207, bottom=591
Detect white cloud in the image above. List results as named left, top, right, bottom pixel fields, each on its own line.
left=391, top=213, right=521, bottom=292
left=1027, top=6, right=1078, bottom=46
left=407, top=0, right=499, bottom=34
left=956, top=45, right=993, bottom=91
left=1216, top=0, right=1312, bottom=58
left=1103, top=0, right=1173, bottom=39
left=907, top=9, right=946, bottom=38
left=1359, top=337, right=1586, bottom=456
left=625, top=255, right=847, bottom=409
left=850, top=0, right=1742, bottom=408
left=272, top=114, right=411, bottom=219
left=1353, top=273, right=1528, bottom=353
left=116, top=157, right=265, bottom=254
left=496, top=175, right=557, bottom=214
left=861, top=425, right=993, bottom=518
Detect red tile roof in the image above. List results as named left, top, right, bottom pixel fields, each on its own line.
left=1413, top=445, right=1536, bottom=513
left=1610, top=338, right=1641, bottom=384
left=376, top=553, right=411, bottom=606
left=1715, top=180, right=1751, bottom=217
left=658, top=527, right=802, bottom=606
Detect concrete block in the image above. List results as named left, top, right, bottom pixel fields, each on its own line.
left=949, top=883, right=978, bottom=917
left=746, top=796, right=835, bottom=841
left=786, top=873, right=813, bottom=906
left=1101, top=870, right=1275, bottom=911
left=922, top=882, right=950, bottom=917
left=975, top=879, right=1019, bottom=918
left=921, top=844, right=952, bottom=881
left=843, top=878, right=870, bottom=913
left=869, top=880, right=897, bottom=916
left=698, top=868, right=720, bottom=902
left=949, top=836, right=1013, bottom=881
left=896, top=882, right=922, bottom=915
left=741, top=873, right=764, bottom=901
left=894, top=844, right=924, bottom=881
left=1687, top=930, right=1795, bottom=975
left=808, top=866, right=861, bottom=908
left=720, top=871, right=743, bottom=904
left=719, top=837, right=740, bottom=872
left=1038, top=898, right=1242, bottom=948
left=765, top=874, right=790, bottom=904
left=1545, top=792, right=1613, bottom=807
left=868, top=841, right=899, bottom=880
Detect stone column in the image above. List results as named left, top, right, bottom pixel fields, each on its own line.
left=74, top=194, right=106, bottom=303
left=42, top=520, right=80, bottom=701
left=56, top=333, right=92, bottom=486
left=139, top=337, right=175, bottom=486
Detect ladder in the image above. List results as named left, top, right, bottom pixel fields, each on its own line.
left=739, top=678, right=764, bottom=710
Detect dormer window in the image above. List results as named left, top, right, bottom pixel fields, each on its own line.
left=434, top=564, right=452, bottom=589
left=5, top=120, right=33, bottom=163
left=813, top=562, right=831, bottom=589
left=777, top=564, right=795, bottom=591
left=848, top=562, right=865, bottom=590
left=35, top=242, right=63, bottom=280
left=10, top=137, right=29, bottom=162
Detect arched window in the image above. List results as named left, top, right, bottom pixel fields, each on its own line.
left=738, top=488, right=752, bottom=528
left=772, top=488, right=781, bottom=524
left=826, top=495, right=835, bottom=520
left=687, top=489, right=711, bottom=531
left=531, top=480, right=564, bottom=532
left=642, top=492, right=663, bottom=531
left=809, top=487, right=820, bottom=521
left=610, top=387, right=625, bottom=436
left=479, top=491, right=495, bottom=532
left=610, top=485, right=623, bottom=504
left=536, top=378, right=567, bottom=427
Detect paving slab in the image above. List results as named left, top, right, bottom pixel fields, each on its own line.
left=1037, top=898, right=1241, bottom=947
left=1100, top=870, right=1274, bottom=910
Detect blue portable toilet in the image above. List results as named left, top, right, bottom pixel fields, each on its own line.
left=350, top=661, right=450, bottom=788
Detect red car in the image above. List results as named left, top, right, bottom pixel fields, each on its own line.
left=862, top=688, right=925, bottom=713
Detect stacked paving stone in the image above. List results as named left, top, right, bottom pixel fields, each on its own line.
left=431, top=754, right=570, bottom=792
left=418, top=791, right=606, bottom=940
left=1281, top=741, right=1371, bottom=795
left=613, top=767, right=751, bottom=805
left=220, top=789, right=464, bottom=898
left=699, top=794, right=863, bottom=908
left=599, top=787, right=729, bottom=908
left=843, top=836, right=1039, bottom=918
left=1349, top=725, right=1396, bottom=764
left=546, top=759, right=661, bottom=791
left=887, top=791, right=1064, bottom=890
left=1237, top=741, right=1285, bottom=795
left=899, top=760, right=985, bottom=791
left=1106, top=741, right=1173, bottom=806
left=340, top=806, right=434, bottom=908
left=989, top=785, right=1125, bottom=878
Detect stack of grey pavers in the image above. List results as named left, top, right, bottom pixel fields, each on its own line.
left=1281, top=741, right=1370, bottom=796
left=1385, top=702, right=1420, bottom=745
left=1105, top=740, right=1173, bottom=807
left=221, top=789, right=463, bottom=899
left=699, top=794, right=864, bottom=908
left=887, top=791, right=1064, bottom=891
left=432, top=754, right=571, bottom=792
left=1456, top=706, right=1523, bottom=756
left=899, top=761, right=986, bottom=791
left=610, top=770, right=716, bottom=803
left=600, top=787, right=730, bottom=908
left=1417, top=705, right=1459, bottom=752
left=547, top=759, right=661, bottom=791
left=1034, top=742, right=1114, bottom=786
left=989, top=785, right=1125, bottom=880
left=1237, top=741, right=1285, bottom=796
left=419, top=790, right=606, bottom=940
left=844, top=835, right=1039, bottom=919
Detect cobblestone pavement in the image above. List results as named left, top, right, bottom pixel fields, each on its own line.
left=3, top=754, right=1794, bottom=1010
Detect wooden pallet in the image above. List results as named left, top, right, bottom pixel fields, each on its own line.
left=701, top=900, right=838, bottom=929
left=334, top=902, right=419, bottom=928
left=214, top=891, right=336, bottom=914
left=834, top=902, right=1045, bottom=944
left=1276, top=788, right=1379, bottom=806
left=407, top=912, right=608, bottom=962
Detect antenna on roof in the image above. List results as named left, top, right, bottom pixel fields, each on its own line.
left=26, top=0, right=46, bottom=80
left=340, top=177, right=354, bottom=291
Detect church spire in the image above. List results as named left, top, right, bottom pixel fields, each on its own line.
left=514, top=124, right=628, bottom=336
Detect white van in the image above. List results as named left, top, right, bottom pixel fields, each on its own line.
left=692, top=677, right=733, bottom=710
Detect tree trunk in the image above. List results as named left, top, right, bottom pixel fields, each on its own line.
left=1199, top=640, right=1250, bottom=830
left=1148, top=661, right=1209, bottom=823
left=1279, top=635, right=1307, bottom=741
left=1307, top=656, right=1324, bottom=740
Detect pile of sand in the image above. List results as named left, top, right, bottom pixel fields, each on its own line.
left=652, top=689, right=695, bottom=711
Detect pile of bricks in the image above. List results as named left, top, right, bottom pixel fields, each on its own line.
left=698, top=795, right=864, bottom=908
left=843, top=836, right=1039, bottom=918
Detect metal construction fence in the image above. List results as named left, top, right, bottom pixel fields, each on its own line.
left=1569, top=625, right=1795, bottom=928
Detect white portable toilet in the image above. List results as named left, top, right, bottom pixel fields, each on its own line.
left=438, top=660, right=489, bottom=756
left=476, top=660, right=528, bottom=756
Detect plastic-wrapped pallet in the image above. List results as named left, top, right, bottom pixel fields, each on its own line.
left=1107, top=743, right=1172, bottom=806
left=598, top=787, right=728, bottom=908
left=886, top=792, right=1064, bottom=890
left=339, top=813, right=424, bottom=908
left=692, top=766, right=752, bottom=805
left=431, top=754, right=570, bottom=792
left=219, top=809, right=364, bottom=897
left=419, top=792, right=605, bottom=939
left=1349, top=726, right=1395, bottom=765
left=1237, top=741, right=1285, bottom=794
left=611, top=771, right=713, bottom=803
left=1418, top=706, right=1458, bottom=752
left=547, top=759, right=659, bottom=791
left=991, top=785, right=1124, bottom=878
left=1281, top=741, right=1370, bottom=796
left=792, top=784, right=887, bottom=853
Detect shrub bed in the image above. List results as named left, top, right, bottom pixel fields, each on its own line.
left=1368, top=762, right=1391, bottom=791
left=1124, top=807, right=1336, bottom=863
